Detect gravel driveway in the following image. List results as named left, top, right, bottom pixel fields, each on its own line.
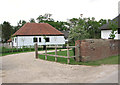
left=1, top=50, right=118, bottom=83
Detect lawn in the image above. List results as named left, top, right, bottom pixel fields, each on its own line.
left=1, top=47, right=35, bottom=56
left=1, top=46, right=61, bottom=56
left=39, top=50, right=119, bottom=66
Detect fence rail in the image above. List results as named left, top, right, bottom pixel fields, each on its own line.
left=35, top=43, right=78, bottom=64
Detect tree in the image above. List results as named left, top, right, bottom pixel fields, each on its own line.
left=29, top=18, right=36, bottom=23
left=2, top=21, right=13, bottom=42
left=36, top=13, right=54, bottom=23
left=14, top=20, right=27, bottom=32
left=109, top=20, right=118, bottom=39
left=69, top=24, right=90, bottom=43
left=17, top=20, right=26, bottom=27
left=36, top=13, right=70, bottom=31
left=68, top=17, right=107, bottom=40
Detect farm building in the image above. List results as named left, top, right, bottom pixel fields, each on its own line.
left=100, top=14, right=120, bottom=39
left=11, top=23, right=65, bottom=47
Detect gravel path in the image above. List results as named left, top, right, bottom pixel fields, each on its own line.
left=1, top=50, right=118, bottom=83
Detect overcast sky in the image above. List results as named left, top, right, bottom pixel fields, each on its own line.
left=0, top=0, right=119, bottom=26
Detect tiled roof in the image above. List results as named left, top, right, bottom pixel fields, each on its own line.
left=12, top=23, right=64, bottom=36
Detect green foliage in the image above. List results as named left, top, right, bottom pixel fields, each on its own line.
left=36, top=13, right=54, bottom=23
left=72, top=48, right=75, bottom=56
left=69, top=25, right=90, bottom=42
left=36, top=13, right=69, bottom=31
left=13, top=20, right=27, bottom=33
left=2, top=21, right=13, bottom=42
left=68, top=17, right=107, bottom=43
left=29, top=18, right=36, bottom=23
left=109, top=20, right=118, bottom=39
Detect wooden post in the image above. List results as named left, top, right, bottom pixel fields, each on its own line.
left=45, top=45, right=47, bottom=60
left=67, top=44, right=70, bottom=64
left=12, top=46, right=13, bottom=53
left=30, top=45, right=31, bottom=51
left=22, top=46, right=24, bottom=52
left=17, top=46, right=18, bottom=52
left=35, top=43, right=38, bottom=59
left=20, top=46, right=22, bottom=51
left=55, top=45, right=57, bottom=62
left=75, top=42, right=81, bottom=62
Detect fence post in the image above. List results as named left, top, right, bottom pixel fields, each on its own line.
left=20, top=46, right=22, bottom=51
left=17, top=46, right=18, bottom=52
left=75, top=42, right=81, bottom=62
left=35, top=43, right=38, bottom=59
left=22, top=46, right=24, bottom=52
left=55, top=45, right=57, bottom=62
left=30, top=45, right=31, bottom=51
left=12, top=46, right=13, bottom=53
left=45, top=45, right=47, bottom=60
left=67, top=44, right=70, bottom=64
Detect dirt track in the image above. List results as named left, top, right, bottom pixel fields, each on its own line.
left=1, top=50, right=118, bottom=83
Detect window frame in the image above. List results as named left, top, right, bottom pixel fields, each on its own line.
left=39, top=37, right=41, bottom=42
left=15, top=38, right=17, bottom=43
left=33, top=37, right=38, bottom=43
left=45, top=37, right=50, bottom=42
left=118, top=28, right=120, bottom=34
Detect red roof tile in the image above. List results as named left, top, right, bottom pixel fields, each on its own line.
left=12, top=23, right=64, bottom=36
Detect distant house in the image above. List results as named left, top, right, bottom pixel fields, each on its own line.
left=11, top=23, right=65, bottom=47
left=100, top=14, right=120, bottom=39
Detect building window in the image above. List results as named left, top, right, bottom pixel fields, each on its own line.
left=45, top=38, right=50, bottom=42
left=15, top=38, right=17, bottom=43
left=39, top=38, right=41, bottom=42
left=33, top=37, right=38, bottom=42
left=118, top=28, right=120, bottom=34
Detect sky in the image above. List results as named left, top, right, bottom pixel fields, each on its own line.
left=0, top=0, right=119, bottom=26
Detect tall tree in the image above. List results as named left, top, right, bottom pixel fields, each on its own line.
left=69, top=24, right=89, bottom=43
left=2, top=21, right=13, bottom=42
left=68, top=17, right=108, bottom=42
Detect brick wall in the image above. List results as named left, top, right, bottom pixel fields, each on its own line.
left=75, top=39, right=120, bottom=62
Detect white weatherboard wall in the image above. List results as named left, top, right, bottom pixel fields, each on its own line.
left=101, top=30, right=120, bottom=39
left=13, top=36, right=65, bottom=47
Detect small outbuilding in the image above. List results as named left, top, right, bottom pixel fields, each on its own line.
left=100, top=14, right=120, bottom=39
left=12, top=23, right=65, bottom=47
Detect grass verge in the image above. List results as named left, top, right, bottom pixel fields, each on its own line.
left=1, top=48, right=62, bottom=56
left=39, top=50, right=119, bottom=66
